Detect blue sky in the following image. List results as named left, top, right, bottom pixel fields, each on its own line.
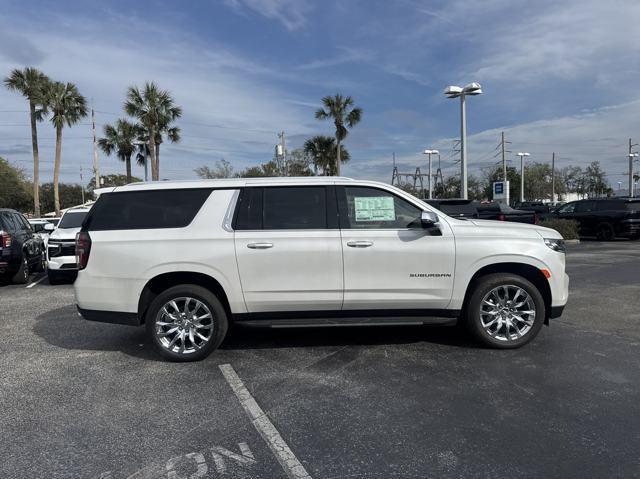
left=1, top=0, right=639, bottom=186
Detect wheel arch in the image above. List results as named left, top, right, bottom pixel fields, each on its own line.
left=138, top=272, right=232, bottom=324
left=462, top=262, right=552, bottom=323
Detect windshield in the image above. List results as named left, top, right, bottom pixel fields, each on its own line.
left=58, top=211, right=88, bottom=229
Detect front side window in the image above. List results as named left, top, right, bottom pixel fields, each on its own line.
left=574, top=201, right=594, bottom=213
left=341, top=186, right=422, bottom=229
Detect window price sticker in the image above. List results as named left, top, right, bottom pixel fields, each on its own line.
left=354, top=196, right=396, bottom=221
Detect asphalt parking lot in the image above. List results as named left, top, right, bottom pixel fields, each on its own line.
left=1, top=241, right=639, bottom=479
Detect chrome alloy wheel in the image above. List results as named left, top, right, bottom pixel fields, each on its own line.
left=155, top=297, right=214, bottom=354
left=479, top=285, right=536, bottom=341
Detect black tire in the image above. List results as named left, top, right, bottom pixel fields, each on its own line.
left=12, top=256, right=29, bottom=284
left=596, top=222, right=615, bottom=241
left=463, top=273, right=545, bottom=349
left=145, top=284, right=228, bottom=362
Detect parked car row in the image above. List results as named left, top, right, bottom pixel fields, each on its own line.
left=0, top=209, right=46, bottom=283
left=0, top=207, right=94, bottom=285
left=425, top=200, right=539, bottom=224
left=426, top=197, right=640, bottom=241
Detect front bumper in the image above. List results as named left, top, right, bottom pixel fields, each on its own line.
left=47, top=255, right=77, bottom=271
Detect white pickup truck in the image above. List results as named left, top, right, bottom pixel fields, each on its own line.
left=74, top=177, right=569, bottom=361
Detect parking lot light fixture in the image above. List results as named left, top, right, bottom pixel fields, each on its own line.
left=423, top=149, right=439, bottom=199
left=517, top=152, right=530, bottom=203
left=629, top=153, right=639, bottom=197
left=444, top=82, right=482, bottom=200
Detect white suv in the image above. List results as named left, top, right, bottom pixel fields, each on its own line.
left=74, top=178, right=569, bottom=361
left=47, top=207, right=90, bottom=284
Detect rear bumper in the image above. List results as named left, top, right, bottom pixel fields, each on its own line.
left=77, top=306, right=140, bottom=326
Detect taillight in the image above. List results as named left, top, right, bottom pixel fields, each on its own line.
left=497, top=214, right=505, bottom=221
left=76, top=232, right=91, bottom=270
left=0, top=230, right=11, bottom=248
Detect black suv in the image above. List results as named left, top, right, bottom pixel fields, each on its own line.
left=0, top=209, right=45, bottom=283
left=549, top=198, right=640, bottom=240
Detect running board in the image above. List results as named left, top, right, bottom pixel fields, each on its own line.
left=234, top=316, right=457, bottom=329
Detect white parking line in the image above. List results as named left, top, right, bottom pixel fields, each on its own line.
left=219, top=363, right=312, bottom=479
left=26, top=275, right=47, bottom=289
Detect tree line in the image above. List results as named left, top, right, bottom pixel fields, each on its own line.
left=4, top=67, right=181, bottom=216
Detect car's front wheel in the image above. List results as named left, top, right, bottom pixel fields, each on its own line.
left=463, top=273, right=545, bottom=349
left=145, top=284, right=229, bottom=361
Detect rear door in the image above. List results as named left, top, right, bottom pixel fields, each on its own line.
left=233, top=185, right=343, bottom=312
left=338, top=185, right=455, bottom=311
left=573, top=200, right=596, bottom=235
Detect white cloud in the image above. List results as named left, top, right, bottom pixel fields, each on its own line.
left=223, top=0, right=312, bottom=31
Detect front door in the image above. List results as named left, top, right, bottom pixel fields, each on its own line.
left=338, top=185, right=455, bottom=311
left=234, top=185, right=343, bottom=312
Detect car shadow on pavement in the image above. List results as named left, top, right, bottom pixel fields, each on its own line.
left=221, top=322, right=477, bottom=351
left=33, top=305, right=477, bottom=360
left=33, top=305, right=163, bottom=361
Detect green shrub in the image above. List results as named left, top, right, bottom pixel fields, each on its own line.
left=540, top=218, right=579, bottom=240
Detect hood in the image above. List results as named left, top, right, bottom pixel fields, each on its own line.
left=448, top=217, right=562, bottom=239
left=49, top=227, right=81, bottom=241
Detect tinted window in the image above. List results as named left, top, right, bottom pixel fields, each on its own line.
left=557, top=202, right=576, bottom=214
left=85, top=189, right=212, bottom=231
left=0, top=212, right=14, bottom=231
left=15, top=213, right=32, bottom=232
left=31, top=223, right=46, bottom=233
left=59, top=211, right=88, bottom=229
left=574, top=201, right=594, bottom=213
left=595, top=200, right=622, bottom=211
left=263, top=187, right=327, bottom=230
left=235, top=188, right=264, bottom=230
left=341, top=186, right=422, bottom=229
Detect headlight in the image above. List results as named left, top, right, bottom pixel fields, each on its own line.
left=544, top=238, right=565, bottom=253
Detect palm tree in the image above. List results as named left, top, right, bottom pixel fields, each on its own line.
left=45, top=81, right=87, bottom=215
left=124, top=82, right=181, bottom=180
left=303, top=135, right=350, bottom=176
left=154, top=111, right=181, bottom=177
left=314, top=94, right=362, bottom=176
left=98, top=119, right=139, bottom=182
left=4, top=68, right=50, bottom=216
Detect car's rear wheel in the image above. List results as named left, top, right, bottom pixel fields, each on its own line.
left=463, top=273, right=545, bottom=349
left=596, top=222, right=615, bottom=241
left=12, top=256, right=29, bottom=284
left=145, top=284, right=228, bottom=362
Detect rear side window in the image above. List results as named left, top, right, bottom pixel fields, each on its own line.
left=595, top=200, right=622, bottom=211
left=85, top=189, right=212, bottom=231
left=264, top=187, right=326, bottom=230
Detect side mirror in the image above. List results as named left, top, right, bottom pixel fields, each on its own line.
left=44, top=223, right=55, bottom=232
left=421, top=210, right=439, bottom=228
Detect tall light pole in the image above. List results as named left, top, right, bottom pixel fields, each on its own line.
left=444, top=82, right=482, bottom=199
left=629, top=153, right=638, bottom=197
left=423, top=149, right=439, bottom=199
left=517, top=152, right=530, bottom=203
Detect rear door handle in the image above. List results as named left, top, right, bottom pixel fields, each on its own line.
left=247, top=242, right=273, bottom=249
left=346, top=240, right=373, bottom=248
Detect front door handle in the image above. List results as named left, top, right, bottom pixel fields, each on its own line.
left=247, top=242, right=273, bottom=249
left=346, top=240, right=373, bottom=248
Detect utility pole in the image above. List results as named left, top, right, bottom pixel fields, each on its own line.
left=278, top=131, right=287, bottom=176
left=80, top=166, right=85, bottom=204
left=92, top=108, right=100, bottom=189
left=629, top=138, right=638, bottom=198
left=551, top=152, right=555, bottom=203
left=501, top=131, right=507, bottom=181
